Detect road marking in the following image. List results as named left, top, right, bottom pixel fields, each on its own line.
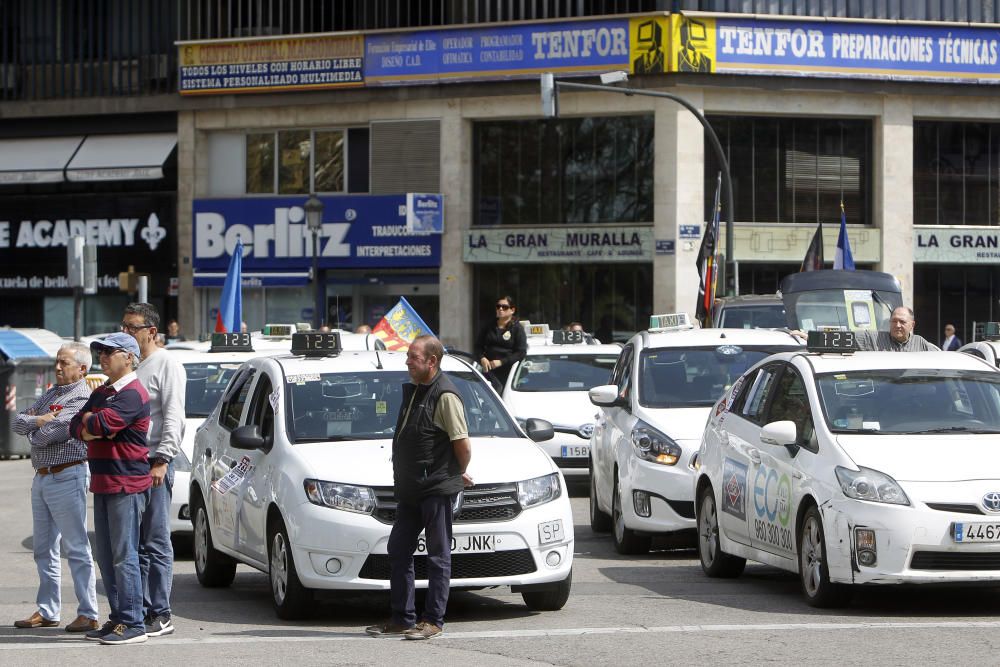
left=5, top=620, right=1000, bottom=650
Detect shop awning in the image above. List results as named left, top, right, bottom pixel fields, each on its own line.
left=193, top=271, right=311, bottom=288
left=0, top=136, right=84, bottom=184
left=65, top=132, right=177, bottom=182
left=0, top=329, right=62, bottom=360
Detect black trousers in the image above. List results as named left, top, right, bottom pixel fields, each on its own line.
left=387, top=494, right=455, bottom=628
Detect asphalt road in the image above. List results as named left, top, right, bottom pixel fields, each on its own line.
left=2, top=458, right=1000, bottom=665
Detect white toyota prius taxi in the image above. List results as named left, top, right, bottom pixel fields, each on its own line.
left=695, top=331, right=1000, bottom=607
left=190, top=332, right=574, bottom=619
left=588, top=314, right=803, bottom=554
left=501, top=324, right=622, bottom=480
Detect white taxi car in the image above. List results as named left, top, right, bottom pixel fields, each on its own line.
left=501, top=324, right=621, bottom=480
left=959, top=327, right=1000, bottom=367
left=189, top=332, right=574, bottom=619
left=695, top=331, right=1000, bottom=607
left=589, top=314, right=802, bottom=554
left=169, top=326, right=383, bottom=537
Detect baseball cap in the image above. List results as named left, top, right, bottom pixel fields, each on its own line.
left=91, top=332, right=141, bottom=358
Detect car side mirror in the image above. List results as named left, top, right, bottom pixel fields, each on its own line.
left=760, top=420, right=797, bottom=448
left=231, top=424, right=266, bottom=450
left=525, top=417, right=554, bottom=442
left=589, top=384, right=623, bottom=407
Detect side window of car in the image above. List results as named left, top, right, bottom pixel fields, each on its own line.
left=617, top=345, right=635, bottom=405
left=611, top=344, right=633, bottom=387
left=220, top=368, right=255, bottom=431
left=739, top=365, right=779, bottom=424
left=247, top=373, right=275, bottom=447
left=962, top=348, right=987, bottom=361
left=764, top=366, right=816, bottom=449
left=728, top=368, right=760, bottom=414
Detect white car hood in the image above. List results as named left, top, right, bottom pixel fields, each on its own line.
left=837, top=433, right=1000, bottom=482
left=639, top=406, right=711, bottom=444
left=291, top=436, right=556, bottom=486
left=506, top=390, right=597, bottom=428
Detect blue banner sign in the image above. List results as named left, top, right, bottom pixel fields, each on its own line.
left=193, top=195, right=442, bottom=279
left=365, top=19, right=632, bottom=85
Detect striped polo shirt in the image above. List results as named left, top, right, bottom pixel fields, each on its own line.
left=70, top=372, right=151, bottom=495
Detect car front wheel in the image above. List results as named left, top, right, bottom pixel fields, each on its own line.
left=696, top=485, right=745, bottom=578
left=799, top=505, right=850, bottom=608
left=589, top=462, right=611, bottom=532
left=521, top=570, right=572, bottom=611
left=192, top=493, right=236, bottom=588
left=268, top=515, right=314, bottom=620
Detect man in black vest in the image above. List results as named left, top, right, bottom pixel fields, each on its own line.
left=366, top=335, right=472, bottom=640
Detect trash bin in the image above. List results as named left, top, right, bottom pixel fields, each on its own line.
left=0, top=328, right=64, bottom=460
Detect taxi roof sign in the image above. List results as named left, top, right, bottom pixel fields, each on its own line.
left=552, top=330, right=585, bottom=345
left=291, top=332, right=342, bottom=357
left=210, top=332, right=254, bottom=353
left=807, top=330, right=856, bottom=353
left=648, top=313, right=694, bottom=332
left=985, top=322, right=1000, bottom=340
left=524, top=322, right=550, bottom=337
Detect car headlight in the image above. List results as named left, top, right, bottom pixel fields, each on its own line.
left=835, top=466, right=910, bottom=506
left=303, top=479, right=376, bottom=514
left=630, top=421, right=681, bottom=466
left=172, top=448, right=192, bottom=473
left=517, top=472, right=562, bottom=508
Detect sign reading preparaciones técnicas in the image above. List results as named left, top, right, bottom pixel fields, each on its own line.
left=179, top=35, right=364, bottom=94
left=914, top=226, right=1000, bottom=264
left=464, top=226, right=653, bottom=263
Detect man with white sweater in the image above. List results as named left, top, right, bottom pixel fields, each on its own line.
left=121, top=303, right=186, bottom=638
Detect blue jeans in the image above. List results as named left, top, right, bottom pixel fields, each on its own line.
left=387, top=494, right=454, bottom=628
left=93, top=490, right=148, bottom=630
left=140, top=462, right=174, bottom=619
left=30, top=463, right=98, bottom=621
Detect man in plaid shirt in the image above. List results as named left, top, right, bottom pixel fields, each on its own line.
left=11, top=342, right=99, bottom=633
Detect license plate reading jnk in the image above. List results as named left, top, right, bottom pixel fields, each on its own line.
left=954, top=522, right=1000, bottom=542
left=415, top=534, right=497, bottom=554
left=561, top=445, right=589, bottom=458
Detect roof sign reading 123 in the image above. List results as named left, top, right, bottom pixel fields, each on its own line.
left=552, top=330, right=584, bottom=345
left=807, top=330, right=856, bottom=353
left=210, top=332, right=253, bottom=353
left=291, top=332, right=342, bottom=357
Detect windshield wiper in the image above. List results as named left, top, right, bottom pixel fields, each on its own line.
left=893, top=426, right=983, bottom=434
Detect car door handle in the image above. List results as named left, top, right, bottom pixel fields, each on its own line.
left=205, top=447, right=212, bottom=458
left=747, top=449, right=761, bottom=464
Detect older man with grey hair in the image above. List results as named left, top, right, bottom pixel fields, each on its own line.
left=12, top=342, right=99, bottom=633
left=854, top=306, right=939, bottom=351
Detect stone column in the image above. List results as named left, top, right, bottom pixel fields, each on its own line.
left=439, top=103, right=474, bottom=351
left=653, top=87, right=705, bottom=319
left=176, top=110, right=197, bottom=341
left=875, top=96, right=914, bottom=306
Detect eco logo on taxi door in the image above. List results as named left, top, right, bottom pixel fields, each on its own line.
left=753, top=465, right=791, bottom=527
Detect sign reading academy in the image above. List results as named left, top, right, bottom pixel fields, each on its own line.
left=0, top=193, right=176, bottom=292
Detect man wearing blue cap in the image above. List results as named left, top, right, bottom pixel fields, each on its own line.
left=69, top=333, right=151, bottom=645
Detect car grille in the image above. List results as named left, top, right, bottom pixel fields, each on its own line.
left=551, top=457, right=589, bottom=469
left=666, top=499, right=695, bottom=519
left=372, top=483, right=522, bottom=525
left=358, top=549, right=537, bottom=580
left=924, top=503, right=985, bottom=515
left=910, top=551, right=1000, bottom=571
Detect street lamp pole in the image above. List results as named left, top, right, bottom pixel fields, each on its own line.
left=540, top=74, right=737, bottom=297
left=304, top=194, right=325, bottom=330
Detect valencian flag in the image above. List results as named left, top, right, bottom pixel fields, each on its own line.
left=800, top=221, right=824, bottom=271
left=215, top=239, right=243, bottom=333
left=834, top=201, right=856, bottom=271
left=696, top=173, right=722, bottom=325
left=373, top=296, right=436, bottom=351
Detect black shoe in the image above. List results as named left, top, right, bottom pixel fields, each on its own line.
left=145, top=615, right=174, bottom=637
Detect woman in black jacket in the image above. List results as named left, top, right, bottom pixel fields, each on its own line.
left=476, top=295, right=528, bottom=392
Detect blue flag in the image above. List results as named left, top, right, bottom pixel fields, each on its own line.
left=215, top=239, right=243, bottom=333
left=834, top=203, right=855, bottom=271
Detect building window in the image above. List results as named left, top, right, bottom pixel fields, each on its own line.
left=705, top=116, right=872, bottom=225
left=914, top=121, right=997, bottom=226
left=473, top=116, right=654, bottom=226
left=245, top=128, right=362, bottom=195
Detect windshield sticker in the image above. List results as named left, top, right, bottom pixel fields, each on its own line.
left=833, top=374, right=847, bottom=380
left=212, top=455, right=253, bottom=495
left=862, top=421, right=881, bottom=430
left=286, top=373, right=321, bottom=384
left=722, top=458, right=748, bottom=521
left=834, top=379, right=875, bottom=396
left=376, top=400, right=388, bottom=415
left=569, top=381, right=584, bottom=388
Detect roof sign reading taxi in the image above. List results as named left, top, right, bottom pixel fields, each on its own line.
left=806, top=330, right=856, bottom=354
left=210, top=332, right=254, bottom=353
left=524, top=322, right=550, bottom=338
left=291, top=332, right=342, bottom=357
left=648, top=313, right=695, bottom=332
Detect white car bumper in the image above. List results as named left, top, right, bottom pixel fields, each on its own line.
left=284, top=496, right=575, bottom=591
left=170, top=470, right=192, bottom=536
left=825, top=493, right=1000, bottom=584
left=619, top=450, right=697, bottom=534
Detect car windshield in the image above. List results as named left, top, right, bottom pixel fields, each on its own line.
left=511, top=353, right=618, bottom=392
left=184, top=362, right=243, bottom=417
left=817, top=369, right=1000, bottom=434
left=718, top=304, right=786, bottom=329
left=639, top=346, right=799, bottom=408
left=287, top=370, right=519, bottom=442
left=786, top=289, right=898, bottom=332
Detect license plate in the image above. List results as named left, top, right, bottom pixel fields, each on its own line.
left=953, top=522, right=1000, bottom=542
left=561, top=444, right=589, bottom=458
left=415, top=534, right=498, bottom=554
left=538, top=519, right=564, bottom=545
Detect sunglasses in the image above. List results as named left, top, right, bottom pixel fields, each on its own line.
left=495, top=304, right=511, bottom=310
left=97, top=347, right=128, bottom=357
